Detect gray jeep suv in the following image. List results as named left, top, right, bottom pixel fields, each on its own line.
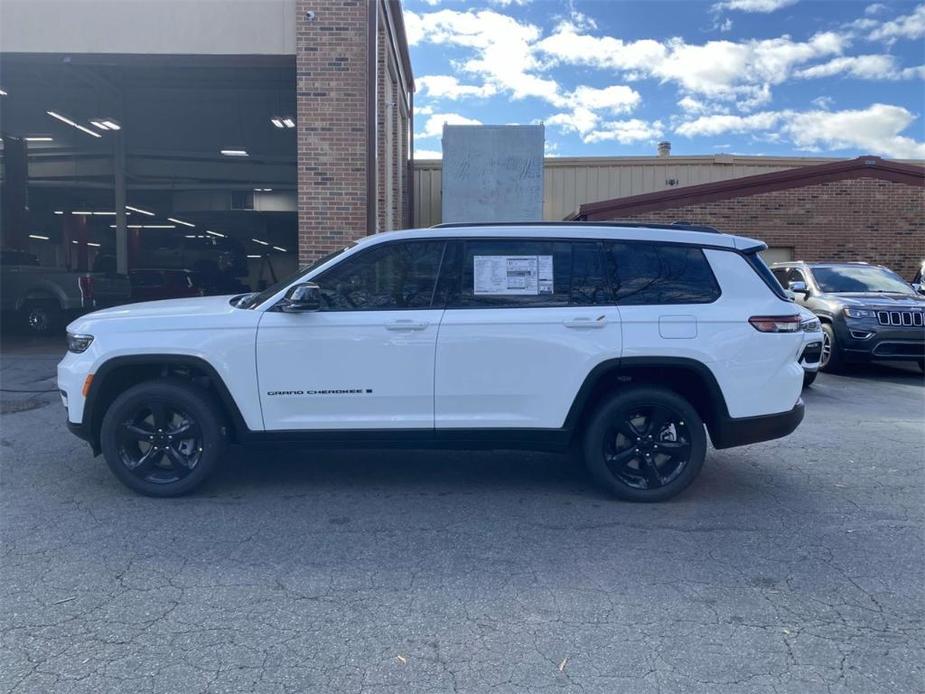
left=771, top=262, right=925, bottom=373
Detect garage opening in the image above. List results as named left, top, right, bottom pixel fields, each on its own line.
left=0, top=53, right=297, bottom=324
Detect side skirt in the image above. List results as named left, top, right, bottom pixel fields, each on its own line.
left=237, top=428, right=573, bottom=452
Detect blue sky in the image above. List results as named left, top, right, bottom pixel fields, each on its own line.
left=404, top=0, right=925, bottom=159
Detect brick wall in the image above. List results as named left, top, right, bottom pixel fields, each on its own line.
left=610, top=177, right=925, bottom=278
left=296, top=0, right=369, bottom=265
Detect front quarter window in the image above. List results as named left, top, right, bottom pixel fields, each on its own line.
left=237, top=247, right=351, bottom=309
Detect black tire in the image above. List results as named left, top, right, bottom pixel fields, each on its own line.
left=917, top=359, right=925, bottom=374
left=819, top=323, right=845, bottom=373
left=100, top=379, right=227, bottom=497
left=802, top=370, right=818, bottom=388
left=21, top=299, right=61, bottom=335
left=583, top=386, right=707, bottom=502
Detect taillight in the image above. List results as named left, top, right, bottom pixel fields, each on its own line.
left=78, top=276, right=95, bottom=306
left=748, top=315, right=802, bottom=333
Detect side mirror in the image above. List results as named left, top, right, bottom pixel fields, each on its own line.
left=788, top=280, right=809, bottom=296
left=913, top=282, right=925, bottom=295
left=280, top=282, right=321, bottom=312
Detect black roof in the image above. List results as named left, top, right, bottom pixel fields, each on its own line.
left=431, top=221, right=722, bottom=234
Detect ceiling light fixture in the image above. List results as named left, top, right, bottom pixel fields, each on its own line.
left=167, top=217, right=195, bottom=227
left=54, top=211, right=64, bottom=215
left=125, top=205, right=154, bottom=216
left=90, top=118, right=121, bottom=131
left=272, top=246, right=287, bottom=253
left=271, top=118, right=284, bottom=128
left=220, top=148, right=248, bottom=157
left=28, top=234, right=50, bottom=241
left=0, top=88, right=7, bottom=96
left=205, top=230, right=226, bottom=238
left=253, top=187, right=273, bottom=192
left=282, top=118, right=295, bottom=128
left=25, top=136, right=53, bottom=142
left=87, top=242, right=101, bottom=247
left=251, top=238, right=269, bottom=246
left=47, top=111, right=102, bottom=138
left=247, top=254, right=263, bottom=259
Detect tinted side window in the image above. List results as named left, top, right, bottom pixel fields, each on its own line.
left=314, top=241, right=445, bottom=311
left=571, top=242, right=612, bottom=306
left=771, top=268, right=789, bottom=285
left=451, top=240, right=571, bottom=308
left=605, top=242, right=720, bottom=305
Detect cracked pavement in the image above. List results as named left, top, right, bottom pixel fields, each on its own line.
left=1, top=341, right=923, bottom=693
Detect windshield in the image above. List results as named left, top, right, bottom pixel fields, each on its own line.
left=237, top=247, right=350, bottom=309
left=812, top=265, right=915, bottom=295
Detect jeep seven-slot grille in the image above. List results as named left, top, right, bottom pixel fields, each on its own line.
left=876, top=310, right=924, bottom=327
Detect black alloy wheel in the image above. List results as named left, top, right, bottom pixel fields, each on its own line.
left=117, top=402, right=203, bottom=485
left=584, top=386, right=706, bottom=502
left=100, top=380, right=226, bottom=496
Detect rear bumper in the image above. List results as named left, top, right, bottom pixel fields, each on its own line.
left=710, top=399, right=804, bottom=450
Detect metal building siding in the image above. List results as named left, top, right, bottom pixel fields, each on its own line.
left=412, top=155, right=844, bottom=227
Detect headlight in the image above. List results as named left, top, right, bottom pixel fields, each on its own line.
left=67, top=333, right=94, bottom=353
left=801, top=318, right=821, bottom=333
left=843, top=308, right=875, bottom=319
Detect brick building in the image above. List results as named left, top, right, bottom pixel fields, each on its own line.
left=296, top=0, right=414, bottom=264
left=568, top=156, right=925, bottom=278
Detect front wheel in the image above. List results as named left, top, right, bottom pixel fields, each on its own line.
left=100, top=380, right=227, bottom=496
left=583, top=386, right=707, bottom=502
left=819, top=323, right=845, bottom=373
left=802, top=370, right=818, bottom=388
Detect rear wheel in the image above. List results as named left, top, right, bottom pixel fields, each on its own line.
left=583, top=386, right=707, bottom=502
left=100, top=380, right=227, bottom=496
left=21, top=299, right=61, bottom=335
left=819, top=323, right=845, bottom=373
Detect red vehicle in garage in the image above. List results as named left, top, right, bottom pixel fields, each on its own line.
left=128, top=268, right=205, bottom=303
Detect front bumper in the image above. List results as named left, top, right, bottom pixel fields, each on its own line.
left=709, top=399, right=804, bottom=450
left=836, top=320, right=925, bottom=362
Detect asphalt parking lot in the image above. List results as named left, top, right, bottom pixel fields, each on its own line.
left=1, top=337, right=923, bottom=693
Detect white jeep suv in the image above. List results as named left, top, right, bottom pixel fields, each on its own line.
left=59, top=222, right=805, bottom=501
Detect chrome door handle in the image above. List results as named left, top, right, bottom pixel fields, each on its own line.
left=563, top=316, right=607, bottom=329
left=385, top=320, right=429, bottom=331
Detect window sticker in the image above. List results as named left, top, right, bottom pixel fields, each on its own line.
left=473, top=255, right=553, bottom=295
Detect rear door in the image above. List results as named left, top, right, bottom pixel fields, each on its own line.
left=434, top=238, right=621, bottom=430
left=256, top=240, right=446, bottom=430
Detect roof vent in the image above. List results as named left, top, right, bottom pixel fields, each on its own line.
left=657, top=141, right=671, bottom=157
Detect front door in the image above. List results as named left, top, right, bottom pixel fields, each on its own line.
left=256, top=240, right=446, bottom=430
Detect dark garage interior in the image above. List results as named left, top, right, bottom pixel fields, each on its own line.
left=0, top=53, right=299, bottom=312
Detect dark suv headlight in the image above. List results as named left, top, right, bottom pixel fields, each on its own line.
left=801, top=317, right=821, bottom=332
left=843, top=308, right=875, bottom=319
left=67, top=333, right=94, bottom=353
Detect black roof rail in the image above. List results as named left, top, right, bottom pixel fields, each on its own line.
left=430, top=220, right=723, bottom=234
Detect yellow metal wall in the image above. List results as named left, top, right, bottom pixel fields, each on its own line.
left=412, top=154, right=844, bottom=228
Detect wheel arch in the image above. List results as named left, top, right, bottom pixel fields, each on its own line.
left=564, top=357, right=730, bottom=443
left=83, top=354, right=249, bottom=454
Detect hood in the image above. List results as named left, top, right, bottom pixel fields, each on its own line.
left=66, top=294, right=248, bottom=334
left=825, top=292, right=925, bottom=308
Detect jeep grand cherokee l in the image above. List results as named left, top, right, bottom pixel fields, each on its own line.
left=772, top=261, right=925, bottom=372
left=59, top=223, right=806, bottom=501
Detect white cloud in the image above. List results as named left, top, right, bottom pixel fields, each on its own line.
left=676, top=112, right=783, bottom=137
left=675, top=103, right=925, bottom=158
left=796, top=54, right=922, bottom=80
left=417, top=112, right=483, bottom=139
left=413, top=148, right=443, bottom=159
left=712, top=0, right=798, bottom=12
left=415, top=104, right=435, bottom=117
left=417, top=75, right=497, bottom=100
left=537, top=25, right=845, bottom=103
left=718, top=17, right=734, bottom=32
left=811, top=95, right=834, bottom=109
left=545, top=85, right=642, bottom=140
left=404, top=9, right=559, bottom=104
left=584, top=119, right=665, bottom=144
left=868, top=3, right=925, bottom=42
left=784, top=104, right=925, bottom=158
left=865, top=3, right=888, bottom=15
